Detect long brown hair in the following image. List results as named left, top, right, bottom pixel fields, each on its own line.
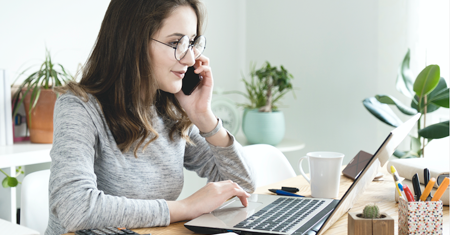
left=59, top=0, right=205, bottom=157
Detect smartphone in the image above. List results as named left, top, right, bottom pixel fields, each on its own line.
left=181, top=66, right=201, bottom=95
left=342, top=150, right=373, bottom=180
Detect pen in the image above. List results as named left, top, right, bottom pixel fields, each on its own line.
left=420, top=177, right=436, bottom=201
left=402, top=184, right=415, bottom=202
left=432, top=177, right=449, bottom=201
left=281, top=186, right=300, bottom=193
left=269, top=189, right=304, bottom=197
left=412, top=173, right=422, bottom=200
left=424, top=168, right=432, bottom=197
left=390, top=166, right=403, bottom=198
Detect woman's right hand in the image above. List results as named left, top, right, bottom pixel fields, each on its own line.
left=167, top=180, right=251, bottom=223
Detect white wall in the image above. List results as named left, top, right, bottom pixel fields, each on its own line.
left=0, top=0, right=448, bottom=202
left=244, top=0, right=381, bottom=170
left=0, top=0, right=110, bottom=80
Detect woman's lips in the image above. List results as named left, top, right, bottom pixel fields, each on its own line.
left=172, top=71, right=185, bottom=79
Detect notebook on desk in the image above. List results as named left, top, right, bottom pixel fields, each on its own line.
left=185, top=114, right=420, bottom=235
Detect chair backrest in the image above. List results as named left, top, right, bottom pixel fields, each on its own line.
left=243, top=144, right=296, bottom=188
left=20, top=169, right=50, bottom=235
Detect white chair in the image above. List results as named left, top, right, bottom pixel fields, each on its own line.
left=243, top=144, right=296, bottom=188
left=20, top=169, right=50, bottom=235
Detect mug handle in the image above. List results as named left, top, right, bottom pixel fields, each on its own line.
left=298, top=156, right=310, bottom=184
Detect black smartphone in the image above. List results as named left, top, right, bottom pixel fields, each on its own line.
left=181, top=66, right=201, bottom=95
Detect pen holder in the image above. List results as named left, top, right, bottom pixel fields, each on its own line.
left=398, top=198, right=443, bottom=235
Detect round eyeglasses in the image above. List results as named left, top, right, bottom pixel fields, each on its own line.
left=152, top=35, right=206, bottom=61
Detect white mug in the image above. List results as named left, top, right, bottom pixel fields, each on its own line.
left=298, top=151, right=344, bottom=198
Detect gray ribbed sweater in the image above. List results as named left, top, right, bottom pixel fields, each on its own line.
left=45, top=92, right=255, bottom=235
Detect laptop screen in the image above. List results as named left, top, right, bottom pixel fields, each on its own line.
left=317, top=113, right=420, bottom=234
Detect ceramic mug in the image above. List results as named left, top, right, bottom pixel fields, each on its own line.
left=298, top=152, right=344, bottom=198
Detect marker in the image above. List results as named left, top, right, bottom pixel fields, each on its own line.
left=281, top=186, right=300, bottom=193
left=269, top=189, right=304, bottom=197
left=412, top=173, right=422, bottom=200
left=402, top=184, right=415, bottom=202
left=390, top=166, right=403, bottom=198
left=424, top=168, right=432, bottom=198
left=420, top=177, right=436, bottom=201
left=432, top=177, right=449, bottom=201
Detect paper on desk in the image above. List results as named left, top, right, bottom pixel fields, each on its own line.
left=387, top=158, right=449, bottom=188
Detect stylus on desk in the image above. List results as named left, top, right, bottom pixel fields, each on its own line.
left=269, top=189, right=304, bottom=197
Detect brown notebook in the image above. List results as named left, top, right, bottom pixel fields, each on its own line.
left=342, top=150, right=373, bottom=180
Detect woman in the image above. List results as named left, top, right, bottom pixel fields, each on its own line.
left=46, top=1, right=255, bottom=234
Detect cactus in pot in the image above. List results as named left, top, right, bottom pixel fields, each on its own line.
left=348, top=203, right=394, bottom=235
left=362, top=204, right=381, bottom=219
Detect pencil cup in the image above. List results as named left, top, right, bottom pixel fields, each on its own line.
left=398, top=198, right=443, bottom=235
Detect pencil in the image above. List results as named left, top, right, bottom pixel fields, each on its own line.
left=420, top=177, right=436, bottom=201
left=432, top=177, right=449, bottom=201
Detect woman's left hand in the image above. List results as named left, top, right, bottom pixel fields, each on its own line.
left=175, top=55, right=215, bottom=125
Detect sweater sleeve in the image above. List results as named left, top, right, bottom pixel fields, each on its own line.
left=48, top=95, right=170, bottom=232
left=183, top=126, right=256, bottom=193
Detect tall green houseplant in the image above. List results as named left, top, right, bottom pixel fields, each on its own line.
left=363, top=49, right=449, bottom=158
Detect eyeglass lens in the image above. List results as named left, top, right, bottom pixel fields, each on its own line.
left=175, top=35, right=206, bottom=61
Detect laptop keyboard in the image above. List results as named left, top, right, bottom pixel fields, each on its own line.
left=234, top=197, right=325, bottom=233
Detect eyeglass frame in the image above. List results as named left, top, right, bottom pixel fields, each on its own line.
left=151, top=35, right=206, bottom=61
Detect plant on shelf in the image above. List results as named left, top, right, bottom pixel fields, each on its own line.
left=227, top=62, right=296, bottom=145
left=348, top=204, right=394, bottom=235
left=363, top=49, right=449, bottom=158
left=11, top=49, right=73, bottom=143
left=233, top=61, right=296, bottom=112
left=1, top=166, right=24, bottom=188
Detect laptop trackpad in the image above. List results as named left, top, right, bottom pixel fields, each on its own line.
left=210, top=198, right=263, bottom=227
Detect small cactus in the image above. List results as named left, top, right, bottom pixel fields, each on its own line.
left=362, top=204, right=380, bottom=218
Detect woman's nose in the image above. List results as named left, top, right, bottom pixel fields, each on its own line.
left=179, top=46, right=196, bottom=67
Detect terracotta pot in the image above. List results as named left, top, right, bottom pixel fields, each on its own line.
left=23, top=89, right=57, bottom=143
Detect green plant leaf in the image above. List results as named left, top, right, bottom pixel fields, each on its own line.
left=2, top=177, right=8, bottom=188
left=413, top=65, right=440, bottom=99
left=428, top=77, right=449, bottom=108
left=418, top=121, right=449, bottom=139
left=411, top=95, right=440, bottom=114
left=393, top=150, right=419, bottom=158
left=362, top=97, right=402, bottom=127
left=396, top=49, right=415, bottom=98
left=375, top=94, right=418, bottom=115
left=393, top=150, right=407, bottom=158
left=2, top=176, right=19, bottom=188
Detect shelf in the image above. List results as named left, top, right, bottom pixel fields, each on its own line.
left=0, top=141, right=52, bottom=169
left=235, top=134, right=305, bottom=153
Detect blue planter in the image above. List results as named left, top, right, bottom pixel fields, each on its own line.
left=242, top=109, right=285, bottom=146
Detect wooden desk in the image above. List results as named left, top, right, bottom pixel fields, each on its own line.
left=65, top=167, right=449, bottom=235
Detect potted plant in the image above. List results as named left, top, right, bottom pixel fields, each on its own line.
left=232, top=62, right=296, bottom=145
left=348, top=204, right=394, bottom=235
left=363, top=49, right=449, bottom=158
left=11, top=49, right=72, bottom=143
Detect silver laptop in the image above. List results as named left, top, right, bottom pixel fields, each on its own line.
left=185, top=114, right=420, bottom=235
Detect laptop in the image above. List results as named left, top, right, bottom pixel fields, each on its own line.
left=185, top=114, right=420, bottom=235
